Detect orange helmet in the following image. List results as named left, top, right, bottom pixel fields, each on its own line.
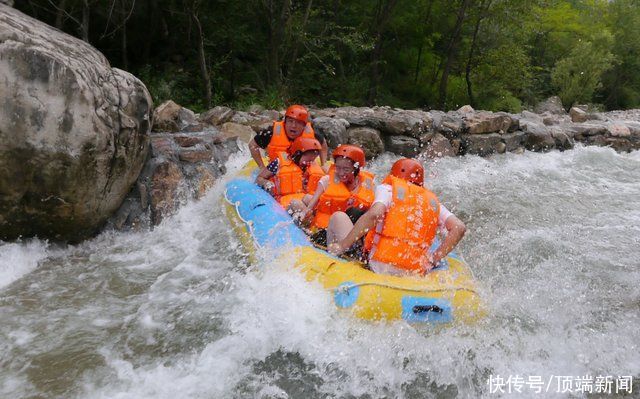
left=284, top=104, right=309, bottom=123
left=390, top=158, right=424, bottom=186
left=288, top=136, right=321, bottom=157
left=332, top=144, right=365, bottom=176
left=332, top=145, right=366, bottom=169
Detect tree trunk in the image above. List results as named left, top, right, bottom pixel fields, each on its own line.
left=287, top=0, right=313, bottom=81
left=55, top=0, right=68, bottom=29
left=265, top=0, right=291, bottom=87
left=367, top=38, right=384, bottom=105
left=191, top=8, right=212, bottom=107
left=438, top=0, right=472, bottom=109
left=465, top=0, right=491, bottom=107
left=414, top=0, right=433, bottom=86
left=143, top=0, right=155, bottom=64
left=229, top=47, right=236, bottom=100
left=265, top=0, right=276, bottom=85
left=415, top=44, right=423, bottom=85
left=81, top=0, right=90, bottom=42
left=276, top=0, right=291, bottom=86
left=367, top=0, right=399, bottom=105
left=120, top=0, right=128, bottom=70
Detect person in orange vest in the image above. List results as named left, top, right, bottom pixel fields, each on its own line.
left=289, top=145, right=375, bottom=257
left=255, top=136, right=326, bottom=209
left=249, top=104, right=329, bottom=169
left=328, top=158, right=466, bottom=275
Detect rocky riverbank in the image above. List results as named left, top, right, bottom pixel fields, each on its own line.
left=3, top=2, right=639, bottom=241
left=108, top=98, right=639, bottom=232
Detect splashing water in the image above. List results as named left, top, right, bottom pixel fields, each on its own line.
left=1, top=145, right=639, bottom=398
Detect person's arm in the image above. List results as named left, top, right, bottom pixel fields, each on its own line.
left=319, top=138, right=329, bottom=167
left=300, top=182, right=326, bottom=221
left=249, top=138, right=266, bottom=169
left=328, top=202, right=386, bottom=255
left=255, top=167, right=276, bottom=194
left=423, top=215, right=466, bottom=273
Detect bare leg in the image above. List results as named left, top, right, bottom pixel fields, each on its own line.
left=327, top=211, right=354, bottom=245
left=288, top=199, right=306, bottom=214
left=288, top=194, right=315, bottom=224
left=288, top=195, right=312, bottom=213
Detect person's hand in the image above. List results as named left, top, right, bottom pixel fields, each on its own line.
left=322, top=164, right=330, bottom=173
left=291, top=207, right=311, bottom=223
left=328, top=242, right=345, bottom=255
left=419, top=253, right=439, bottom=276
left=300, top=207, right=313, bottom=223
left=262, top=181, right=275, bottom=194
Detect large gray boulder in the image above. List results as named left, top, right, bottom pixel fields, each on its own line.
left=381, top=108, right=432, bottom=137
left=502, top=131, right=526, bottom=152
left=420, top=133, right=457, bottom=158
left=347, top=126, right=385, bottom=158
left=534, top=96, right=566, bottom=115
left=152, top=100, right=198, bottom=132
left=313, top=106, right=380, bottom=128
left=312, top=116, right=348, bottom=149
left=463, top=111, right=514, bottom=134
left=199, top=105, right=234, bottom=126
left=432, top=111, right=464, bottom=139
left=0, top=5, right=152, bottom=241
left=219, top=122, right=254, bottom=143
left=313, top=106, right=432, bottom=138
left=461, top=133, right=503, bottom=156
left=229, top=110, right=277, bottom=132
left=568, top=105, right=603, bottom=123
left=549, top=127, right=574, bottom=151
left=383, top=135, right=420, bottom=157
left=523, top=124, right=556, bottom=152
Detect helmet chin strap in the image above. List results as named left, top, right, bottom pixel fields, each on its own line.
left=292, top=152, right=302, bottom=165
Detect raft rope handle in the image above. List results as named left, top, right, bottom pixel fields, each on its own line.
left=223, top=190, right=265, bottom=251
left=330, top=281, right=479, bottom=296
left=224, top=188, right=302, bottom=251
left=413, top=305, right=443, bottom=314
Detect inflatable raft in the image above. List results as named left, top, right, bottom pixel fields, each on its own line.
left=224, top=162, right=485, bottom=324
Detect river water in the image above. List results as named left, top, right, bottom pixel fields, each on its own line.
left=1, top=145, right=639, bottom=398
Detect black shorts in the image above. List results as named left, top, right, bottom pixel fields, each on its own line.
left=309, top=207, right=368, bottom=263
left=345, top=207, right=366, bottom=223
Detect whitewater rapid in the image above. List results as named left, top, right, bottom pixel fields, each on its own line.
left=1, top=145, right=639, bottom=398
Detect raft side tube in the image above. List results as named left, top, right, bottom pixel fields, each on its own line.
left=224, top=178, right=311, bottom=250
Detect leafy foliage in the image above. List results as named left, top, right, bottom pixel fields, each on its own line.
left=551, top=32, right=616, bottom=107
left=17, top=0, right=640, bottom=111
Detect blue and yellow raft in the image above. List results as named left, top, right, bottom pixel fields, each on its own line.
left=224, top=162, right=485, bottom=324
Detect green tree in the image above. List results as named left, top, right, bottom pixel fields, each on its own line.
left=551, top=31, right=616, bottom=107
left=601, top=0, right=640, bottom=109
left=15, top=0, right=639, bottom=111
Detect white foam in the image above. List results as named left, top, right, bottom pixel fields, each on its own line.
left=3, top=146, right=640, bottom=398
left=0, top=239, right=50, bottom=289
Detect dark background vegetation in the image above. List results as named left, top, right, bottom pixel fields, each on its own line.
left=17, top=0, right=640, bottom=112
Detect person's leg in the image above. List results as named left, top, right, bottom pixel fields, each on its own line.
left=288, top=199, right=306, bottom=214
left=326, top=211, right=354, bottom=245
left=288, top=194, right=314, bottom=223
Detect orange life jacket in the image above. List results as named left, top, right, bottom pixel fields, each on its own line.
left=305, top=163, right=325, bottom=196
left=364, top=175, right=440, bottom=272
left=312, top=167, right=375, bottom=229
left=266, top=121, right=316, bottom=161
left=271, top=153, right=325, bottom=208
